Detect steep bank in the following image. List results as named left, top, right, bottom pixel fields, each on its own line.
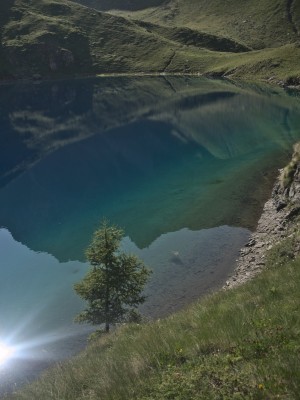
left=225, top=142, right=300, bottom=288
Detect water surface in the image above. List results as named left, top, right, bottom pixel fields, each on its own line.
left=0, top=76, right=300, bottom=392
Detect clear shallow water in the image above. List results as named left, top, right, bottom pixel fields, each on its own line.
left=0, top=76, right=300, bottom=392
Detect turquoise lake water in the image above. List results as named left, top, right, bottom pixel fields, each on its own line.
left=0, top=76, right=300, bottom=391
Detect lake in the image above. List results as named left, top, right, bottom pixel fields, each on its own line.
left=0, top=76, right=300, bottom=393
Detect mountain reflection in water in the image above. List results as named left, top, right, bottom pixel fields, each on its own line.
left=0, top=76, right=300, bottom=393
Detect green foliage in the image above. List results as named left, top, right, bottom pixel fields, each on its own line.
left=74, top=220, right=151, bottom=332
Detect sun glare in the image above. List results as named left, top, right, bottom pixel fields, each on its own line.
left=0, top=341, right=15, bottom=365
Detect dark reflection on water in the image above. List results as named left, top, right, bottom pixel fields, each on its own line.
left=1, top=77, right=300, bottom=258
left=0, top=76, right=300, bottom=393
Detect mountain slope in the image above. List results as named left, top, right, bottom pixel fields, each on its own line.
left=0, top=0, right=299, bottom=83
left=108, top=0, right=300, bottom=50
left=0, top=0, right=251, bottom=80
left=0, top=0, right=174, bottom=78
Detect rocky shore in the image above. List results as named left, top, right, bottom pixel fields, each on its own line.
left=225, top=143, right=300, bottom=289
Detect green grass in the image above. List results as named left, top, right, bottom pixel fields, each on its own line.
left=112, top=0, right=300, bottom=50
left=0, top=0, right=300, bottom=83
left=6, top=226, right=300, bottom=399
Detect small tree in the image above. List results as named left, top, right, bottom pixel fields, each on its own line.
left=74, top=220, right=151, bottom=333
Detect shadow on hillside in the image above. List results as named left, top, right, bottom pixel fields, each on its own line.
left=75, top=0, right=167, bottom=11
left=0, top=0, right=15, bottom=77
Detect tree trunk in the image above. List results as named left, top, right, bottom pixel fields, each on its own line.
left=105, top=276, right=110, bottom=333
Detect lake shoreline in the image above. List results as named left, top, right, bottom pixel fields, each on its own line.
left=0, top=72, right=299, bottom=92
left=224, top=144, right=300, bottom=289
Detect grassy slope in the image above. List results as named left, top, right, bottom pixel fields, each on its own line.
left=110, top=0, right=300, bottom=82
left=0, top=0, right=300, bottom=82
left=0, top=0, right=183, bottom=78
left=6, top=228, right=300, bottom=399
left=0, top=0, right=251, bottom=80
left=112, top=0, right=299, bottom=49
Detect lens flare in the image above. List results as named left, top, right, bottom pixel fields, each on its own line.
left=0, top=341, right=15, bottom=365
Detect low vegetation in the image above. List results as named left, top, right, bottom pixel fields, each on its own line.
left=0, top=0, right=300, bottom=84
left=5, top=224, right=300, bottom=399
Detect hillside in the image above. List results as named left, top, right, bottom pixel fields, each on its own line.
left=0, top=0, right=249, bottom=80
left=107, top=0, right=300, bottom=50
left=0, top=0, right=184, bottom=79
left=0, top=0, right=300, bottom=82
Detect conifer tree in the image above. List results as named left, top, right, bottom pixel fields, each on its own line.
left=74, top=221, right=151, bottom=332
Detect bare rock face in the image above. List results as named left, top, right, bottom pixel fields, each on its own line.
left=224, top=142, right=300, bottom=289
left=273, top=142, right=300, bottom=210
left=288, top=164, right=300, bottom=205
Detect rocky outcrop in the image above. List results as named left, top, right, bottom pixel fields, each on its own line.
left=274, top=142, right=300, bottom=208
left=225, top=142, right=300, bottom=289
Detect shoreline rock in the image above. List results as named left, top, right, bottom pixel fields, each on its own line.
left=225, top=144, right=300, bottom=289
